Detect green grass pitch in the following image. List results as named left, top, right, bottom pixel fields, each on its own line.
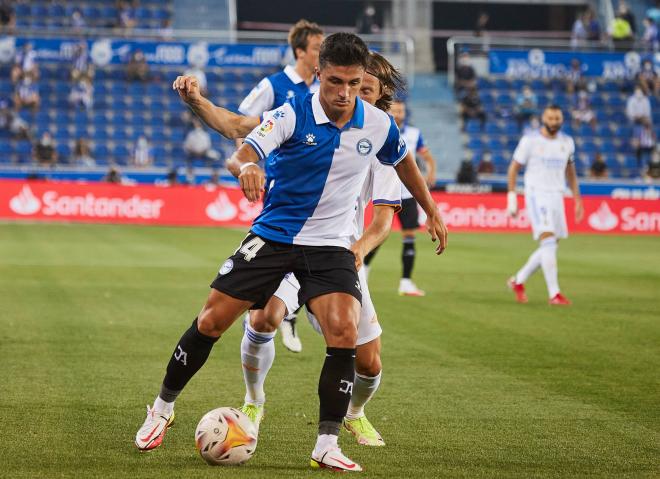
left=0, top=223, right=658, bottom=478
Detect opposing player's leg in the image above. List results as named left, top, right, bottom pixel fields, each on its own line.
left=397, top=198, right=425, bottom=296
left=295, top=246, right=363, bottom=472
left=275, top=274, right=303, bottom=353
left=136, top=290, right=251, bottom=451
left=540, top=232, right=570, bottom=305
left=135, top=232, right=292, bottom=451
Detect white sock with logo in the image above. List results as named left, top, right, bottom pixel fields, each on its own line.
left=346, top=372, right=381, bottom=420
left=515, top=247, right=543, bottom=284
left=241, top=321, right=276, bottom=406
left=540, top=236, right=560, bottom=297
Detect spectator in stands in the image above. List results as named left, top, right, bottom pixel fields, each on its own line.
left=455, top=52, right=477, bottom=93
left=33, top=132, right=58, bottom=166
left=133, top=135, right=152, bottom=167
left=584, top=8, right=602, bottom=41
left=456, top=159, right=477, bottom=183
left=0, top=99, right=31, bottom=140
left=610, top=12, right=634, bottom=48
left=183, top=118, right=221, bottom=180
left=641, top=17, right=659, bottom=52
left=565, top=58, right=587, bottom=94
left=159, top=19, right=174, bottom=40
left=127, top=50, right=149, bottom=82
left=589, top=153, right=609, bottom=179
left=648, top=1, right=660, bottom=26
left=356, top=3, right=379, bottom=34
left=73, top=138, right=95, bottom=167
left=183, top=65, right=208, bottom=96
left=571, top=90, right=597, bottom=128
left=515, top=85, right=538, bottom=129
left=632, top=118, right=657, bottom=174
left=476, top=151, right=494, bottom=175
left=71, top=42, right=94, bottom=81
left=459, top=87, right=486, bottom=130
left=647, top=145, right=660, bottom=178
left=104, top=167, right=123, bottom=184
left=626, top=86, right=652, bottom=124
left=0, top=1, right=15, bottom=33
left=71, top=8, right=86, bottom=32
left=474, top=11, right=490, bottom=37
left=636, top=59, right=659, bottom=97
left=13, top=76, right=40, bottom=112
left=118, top=1, right=137, bottom=31
left=523, top=115, right=541, bottom=135
left=571, top=11, right=588, bottom=47
left=11, top=43, right=38, bottom=84
left=69, top=78, right=94, bottom=111
left=617, top=1, right=636, bottom=35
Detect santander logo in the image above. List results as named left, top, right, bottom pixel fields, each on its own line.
left=588, top=202, right=619, bottom=231
left=9, top=186, right=41, bottom=215
left=205, top=192, right=238, bottom=221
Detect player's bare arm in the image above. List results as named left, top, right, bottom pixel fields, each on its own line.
left=566, top=161, right=584, bottom=223
left=226, top=143, right=264, bottom=202
left=351, top=205, right=396, bottom=270
left=506, top=160, right=522, bottom=217
left=394, top=152, right=447, bottom=254
left=173, top=75, right=260, bottom=139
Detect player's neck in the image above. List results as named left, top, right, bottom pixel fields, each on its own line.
left=319, top=96, right=354, bottom=128
left=294, top=62, right=315, bottom=86
left=541, top=128, right=558, bottom=139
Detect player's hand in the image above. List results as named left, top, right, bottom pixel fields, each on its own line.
left=238, top=164, right=265, bottom=202
left=425, top=210, right=448, bottom=255
left=172, top=75, right=201, bottom=104
left=350, top=241, right=367, bottom=270
left=574, top=196, right=584, bottom=223
left=506, top=191, right=518, bottom=218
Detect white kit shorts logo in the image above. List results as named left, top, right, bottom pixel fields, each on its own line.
left=9, top=186, right=41, bottom=215
left=356, top=138, right=372, bottom=156
left=588, top=202, right=619, bottom=231
left=206, top=192, right=238, bottom=222
left=219, top=259, right=233, bottom=275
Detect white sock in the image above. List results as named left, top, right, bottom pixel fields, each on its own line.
left=346, top=372, right=381, bottom=420
left=153, top=395, right=174, bottom=415
left=313, top=433, right=338, bottom=455
left=241, top=322, right=276, bottom=406
left=540, top=237, right=560, bottom=298
left=515, top=247, right=542, bottom=284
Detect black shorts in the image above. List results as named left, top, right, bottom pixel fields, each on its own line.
left=398, top=197, right=420, bottom=230
left=210, top=232, right=361, bottom=309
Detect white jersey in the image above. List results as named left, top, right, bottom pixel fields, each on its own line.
left=513, top=130, right=575, bottom=193
left=351, top=157, right=402, bottom=243
left=400, top=125, right=426, bottom=200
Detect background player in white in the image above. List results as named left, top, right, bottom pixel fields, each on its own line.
left=363, top=98, right=437, bottom=296
left=506, top=105, right=583, bottom=305
left=140, top=33, right=447, bottom=473
left=238, top=19, right=324, bottom=353
left=172, top=53, right=411, bottom=447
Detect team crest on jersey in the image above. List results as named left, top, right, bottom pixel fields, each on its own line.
left=219, top=259, right=233, bottom=275
left=257, top=119, right=275, bottom=138
left=304, top=133, right=317, bottom=146
left=356, top=138, right=372, bottom=156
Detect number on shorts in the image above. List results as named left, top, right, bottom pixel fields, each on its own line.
left=238, top=237, right=265, bottom=262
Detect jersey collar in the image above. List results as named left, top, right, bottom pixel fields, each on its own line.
left=284, top=64, right=305, bottom=84
left=311, top=92, right=365, bottom=129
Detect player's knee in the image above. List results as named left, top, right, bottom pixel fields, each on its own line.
left=197, top=306, right=225, bottom=336
left=249, top=312, right=278, bottom=333
left=324, top=314, right=358, bottom=347
left=356, top=352, right=381, bottom=377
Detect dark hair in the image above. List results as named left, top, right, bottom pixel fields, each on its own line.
left=288, top=19, right=324, bottom=59
left=366, top=51, right=406, bottom=111
left=319, top=33, right=370, bottom=70
left=544, top=104, right=562, bottom=112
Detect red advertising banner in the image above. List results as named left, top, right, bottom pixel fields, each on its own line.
left=0, top=179, right=658, bottom=235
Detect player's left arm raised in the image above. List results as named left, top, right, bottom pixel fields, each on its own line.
left=566, top=160, right=583, bottom=223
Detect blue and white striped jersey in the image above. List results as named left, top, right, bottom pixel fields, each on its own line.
left=238, top=65, right=319, bottom=117
left=244, top=92, right=408, bottom=248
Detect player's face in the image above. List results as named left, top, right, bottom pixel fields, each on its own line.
left=300, top=34, right=323, bottom=72
left=359, top=72, right=382, bottom=106
left=390, top=101, right=406, bottom=127
left=541, top=109, right=563, bottom=136
left=318, top=63, right=364, bottom=117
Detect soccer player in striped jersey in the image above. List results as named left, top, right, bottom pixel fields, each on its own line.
left=237, top=19, right=324, bottom=353
left=506, top=105, right=584, bottom=305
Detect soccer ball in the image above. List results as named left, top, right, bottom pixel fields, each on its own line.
left=195, top=407, right=258, bottom=466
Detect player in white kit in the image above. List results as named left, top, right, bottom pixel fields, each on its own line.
left=506, top=105, right=584, bottom=305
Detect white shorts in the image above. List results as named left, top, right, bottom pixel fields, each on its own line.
left=274, top=269, right=381, bottom=346
left=525, top=189, right=568, bottom=241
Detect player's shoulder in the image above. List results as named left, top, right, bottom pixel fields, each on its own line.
left=362, top=101, right=393, bottom=129
left=403, top=124, right=421, bottom=136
